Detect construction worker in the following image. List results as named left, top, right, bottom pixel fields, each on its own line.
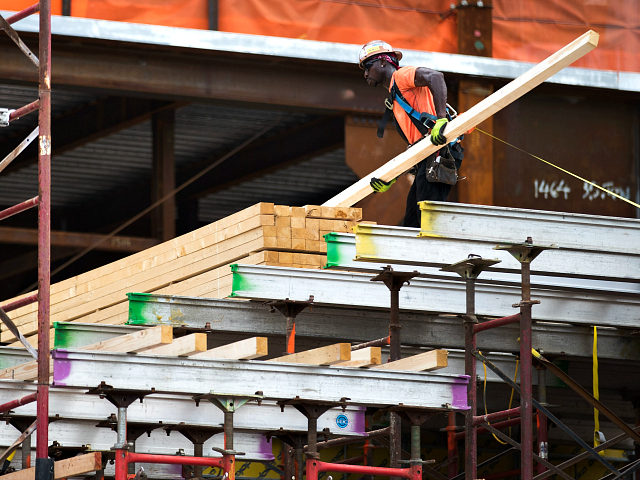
left=359, top=40, right=464, bottom=227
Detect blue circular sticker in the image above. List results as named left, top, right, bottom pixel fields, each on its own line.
left=336, top=414, right=349, bottom=429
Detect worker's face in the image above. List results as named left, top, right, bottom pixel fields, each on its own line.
left=363, top=58, right=384, bottom=87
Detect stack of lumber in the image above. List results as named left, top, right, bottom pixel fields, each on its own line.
left=0, top=203, right=366, bottom=346
left=0, top=324, right=448, bottom=380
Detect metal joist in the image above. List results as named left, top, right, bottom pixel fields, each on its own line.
left=0, top=381, right=365, bottom=435
left=325, top=229, right=639, bottom=290
left=125, top=295, right=640, bottom=360
left=418, top=201, right=640, bottom=255
left=51, top=350, right=469, bottom=410
left=229, top=264, right=640, bottom=328
left=361, top=225, right=639, bottom=284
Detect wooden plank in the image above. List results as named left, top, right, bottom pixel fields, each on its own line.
left=2, top=226, right=274, bottom=341
left=0, top=326, right=173, bottom=380
left=333, top=347, right=381, bottom=367
left=2, top=202, right=275, bottom=322
left=372, top=349, right=448, bottom=372
left=190, top=337, right=268, bottom=360
left=323, top=30, right=599, bottom=207
left=0, top=452, right=101, bottom=480
left=141, top=332, right=207, bottom=357
left=269, top=343, right=351, bottom=365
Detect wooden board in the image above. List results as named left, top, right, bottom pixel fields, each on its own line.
left=0, top=326, right=173, bottom=380
left=190, top=337, right=268, bottom=360
left=141, top=332, right=207, bottom=357
left=0, top=452, right=101, bottom=480
left=372, top=349, right=448, bottom=372
left=323, top=30, right=599, bottom=207
left=269, top=343, right=351, bottom=365
left=333, top=347, right=381, bottom=367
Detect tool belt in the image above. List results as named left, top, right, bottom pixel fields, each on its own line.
left=426, top=153, right=458, bottom=185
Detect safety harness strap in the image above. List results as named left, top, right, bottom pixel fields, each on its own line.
left=377, top=83, right=437, bottom=139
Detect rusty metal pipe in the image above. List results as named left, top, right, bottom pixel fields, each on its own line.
left=0, top=392, right=37, bottom=413
left=1, top=294, right=38, bottom=313
left=473, top=407, right=521, bottom=426
left=6, top=4, right=40, bottom=24
left=473, top=313, right=520, bottom=333
left=0, top=196, right=39, bottom=222
left=9, top=100, right=40, bottom=123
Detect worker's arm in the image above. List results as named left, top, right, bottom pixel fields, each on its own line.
left=413, top=67, right=447, bottom=118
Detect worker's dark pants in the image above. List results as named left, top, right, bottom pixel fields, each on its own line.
left=402, top=143, right=464, bottom=228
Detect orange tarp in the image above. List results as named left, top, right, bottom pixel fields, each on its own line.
left=3, top=0, right=638, bottom=72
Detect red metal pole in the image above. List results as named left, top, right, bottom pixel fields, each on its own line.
left=473, top=313, right=520, bottom=334
left=9, top=100, right=40, bottom=123
left=1, top=294, right=38, bottom=313
left=0, top=196, right=39, bottom=221
left=0, top=392, right=37, bottom=413
left=6, top=3, right=40, bottom=24
left=473, top=407, right=521, bottom=426
left=36, top=0, right=52, bottom=476
left=309, top=459, right=414, bottom=478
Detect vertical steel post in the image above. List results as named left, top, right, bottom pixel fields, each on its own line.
left=441, top=256, right=500, bottom=480
left=520, top=260, right=533, bottom=480
left=446, top=412, right=458, bottom=478
left=464, top=276, right=478, bottom=480
left=36, top=1, right=52, bottom=479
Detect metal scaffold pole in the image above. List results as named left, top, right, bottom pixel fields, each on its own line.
left=36, top=1, right=53, bottom=479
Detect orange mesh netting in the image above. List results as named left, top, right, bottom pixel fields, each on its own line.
left=3, top=0, right=638, bottom=72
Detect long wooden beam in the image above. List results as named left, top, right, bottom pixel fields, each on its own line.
left=323, top=30, right=599, bottom=207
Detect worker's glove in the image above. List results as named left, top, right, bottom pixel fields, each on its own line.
left=370, top=177, right=396, bottom=193
left=430, top=118, right=448, bottom=145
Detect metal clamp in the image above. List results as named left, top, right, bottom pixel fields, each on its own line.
left=0, top=109, right=14, bottom=127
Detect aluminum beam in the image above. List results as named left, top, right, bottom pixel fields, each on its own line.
left=325, top=230, right=639, bottom=289
left=0, top=421, right=274, bottom=461
left=51, top=350, right=469, bottom=410
left=419, top=202, right=640, bottom=255
left=4, top=12, right=639, bottom=93
left=0, top=382, right=365, bottom=435
left=126, top=295, right=640, bottom=360
left=230, top=264, right=640, bottom=328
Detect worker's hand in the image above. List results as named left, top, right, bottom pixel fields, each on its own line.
left=370, top=177, right=396, bottom=193
left=430, top=118, right=448, bottom=145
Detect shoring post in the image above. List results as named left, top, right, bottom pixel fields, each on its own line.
left=370, top=266, right=420, bottom=474
left=35, top=0, right=53, bottom=479
left=441, top=256, right=500, bottom=480
left=446, top=412, right=458, bottom=478
left=268, top=297, right=314, bottom=355
left=495, top=238, right=551, bottom=480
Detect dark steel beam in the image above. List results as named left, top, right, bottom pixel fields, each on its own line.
left=0, top=226, right=158, bottom=251
left=178, top=115, right=344, bottom=199
left=151, top=109, right=176, bottom=241
left=1, top=37, right=385, bottom=113
left=0, top=95, right=181, bottom=176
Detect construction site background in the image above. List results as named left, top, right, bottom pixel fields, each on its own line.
left=4, top=0, right=639, bottom=73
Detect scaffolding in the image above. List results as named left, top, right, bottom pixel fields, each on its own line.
left=0, top=2, right=52, bottom=479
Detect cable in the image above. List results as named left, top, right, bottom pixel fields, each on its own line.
left=476, top=128, right=640, bottom=210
